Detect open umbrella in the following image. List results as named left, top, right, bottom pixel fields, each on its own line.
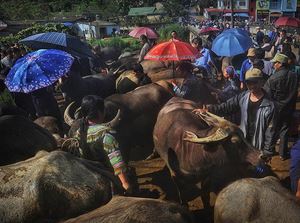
left=212, top=28, right=253, bottom=57
left=199, top=27, right=220, bottom=35
left=19, top=32, right=94, bottom=58
left=144, top=40, right=198, bottom=76
left=275, top=17, right=300, bottom=28
left=129, top=27, right=159, bottom=39
left=5, top=49, right=74, bottom=93
left=145, top=40, right=198, bottom=61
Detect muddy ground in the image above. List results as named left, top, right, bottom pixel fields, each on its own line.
left=128, top=150, right=291, bottom=223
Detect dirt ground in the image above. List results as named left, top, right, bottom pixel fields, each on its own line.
left=128, top=149, right=291, bottom=223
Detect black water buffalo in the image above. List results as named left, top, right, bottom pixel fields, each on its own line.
left=60, top=68, right=116, bottom=105
left=214, top=177, right=300, bottom=223
left=0, top=115, right=57, bottom=165
left=153, top=97, right=272, bottom=206
left=0, top=103, right=28, bottom=117
left=65, top=83, right=173, bottom=161
left=0, top=150, right=120, bottom=223
left=63, top=196, right=194, bottom=223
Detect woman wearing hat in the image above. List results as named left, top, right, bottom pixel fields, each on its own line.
left=194, top=68, right=278, bottom=160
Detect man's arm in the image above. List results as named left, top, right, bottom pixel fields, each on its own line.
left=208, top=93, right=242, bottom=116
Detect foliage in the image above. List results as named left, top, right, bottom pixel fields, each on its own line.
left=0, top=23, right=71, bottom=45
left=89, top=37, right=141, bottom=52
left=158, top=24, right=189, bottom=42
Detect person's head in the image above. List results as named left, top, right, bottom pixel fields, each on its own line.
left=252, top=59, right=265, bottom=70
left=12, top=47, right=21, bottom=60
left=191, top=37, right=203, bottom=50
left=271, top=53, right=288, bottom=71
left=247, top=48, right=256, bottom=62
left=176, top=61, right=193, bottom=77
left=280, top=29, right=287, bottom=37
left=223, top=66, right=236, bottom=79
left=255, top=48, right=265, bottom=60
left=140, top=34, right=148, bottom=44
left=283, top=51, right=297, bottom=66
left=171, top=30, right=178, bottom=39
left=263, top=35, right=270, bottom=44
left=81, top=95, right=105, bottom=123
left=256, top=27, right=260, bottom=32
left=281, top=43, right=292, bottom=54
left=92, top=45, right=101, bottom=55
left=245, top=68, right=265, bottom=93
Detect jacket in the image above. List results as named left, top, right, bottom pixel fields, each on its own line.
left=264, top=67, right=298, bottom=115
left=209, top=91, right=277, bottom=155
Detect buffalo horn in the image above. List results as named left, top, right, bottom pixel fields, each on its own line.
left=64, top=101, right=76, bottom=126
left=183, top=128, right=229, bottom=143
left=103, top=109, right=121, bottom=128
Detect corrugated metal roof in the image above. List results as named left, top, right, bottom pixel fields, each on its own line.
left=128, top=7, right=165, bottom=16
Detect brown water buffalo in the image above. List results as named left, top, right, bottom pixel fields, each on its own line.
left=214, top=177, right=300, bottom=223
left=153, top=97, right=273, bottom=206
left=141, top=60, right=168, bottom=75
left=65, top=83, right=173, bottom=161
left=0, top=115, right=57, bottom=165
left=0, top=150, right=120, bottom=223
left=63, top=196, right=194, bottom=223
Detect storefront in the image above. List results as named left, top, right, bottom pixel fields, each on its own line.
left=296, top=0, right=300, bottom=17
left=256, top=0, right=270, bottom=22
left=282, top=0, right=297, bottom=16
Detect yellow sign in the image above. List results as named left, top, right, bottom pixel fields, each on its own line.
left=256, top=0, right=270, bottom=10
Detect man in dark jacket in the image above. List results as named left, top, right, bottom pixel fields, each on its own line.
left=264, top=53, right=298, bottom=160
left=195, top=68, right=278, bottom=159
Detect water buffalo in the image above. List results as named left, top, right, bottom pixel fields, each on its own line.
left=34, top=116, right=64, bottom=146
left=0, top=150, right=120, bottom=223
left=214, top=177, right=300, bottom=223
left=0, top=115, right=57, bottom=165
left=153, top=97, right=272, bottom=206
left=0, top=103, right=28, bottom=117
left=59, top=68, right=116, bottom=105
left=65, top=83, right=173, bottom=161
left=63, top=196, right=194, bottom=223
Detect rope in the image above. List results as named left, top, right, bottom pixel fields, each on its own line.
left=60, top=138, right=82, bottom=158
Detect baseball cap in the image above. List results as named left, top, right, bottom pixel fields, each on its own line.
left=245, top=68, right=263, bottom=81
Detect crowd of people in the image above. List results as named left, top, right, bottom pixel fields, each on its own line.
left=1, top=22, right=300, bottom=198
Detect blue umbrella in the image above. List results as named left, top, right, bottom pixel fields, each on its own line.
left=5, top=49, right=74, bottom=93
left=19, top=32, right=94, bottom=58
left=212, top=28, right=253, bottom=57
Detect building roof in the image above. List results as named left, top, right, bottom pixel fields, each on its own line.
left=128, top=7, right=165, bottom=16
left=78, top=20, right=118, bottom=27
left=205, top=8, right=248, bottom=13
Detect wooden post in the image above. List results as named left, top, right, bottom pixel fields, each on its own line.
left=230, top=0, right=234, bottom=28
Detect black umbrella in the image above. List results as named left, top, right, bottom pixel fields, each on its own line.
left=19, top=32, right=94, bottom=58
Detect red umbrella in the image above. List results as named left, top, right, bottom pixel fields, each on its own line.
left=145, top=40, right=198, bottom=78
left=129, top=27, right=159, bottom=39
left=275, top=17, right=300, bottom=28
left=144, top=40, right=198, bottom=61
left=199, top=27, right=220, bottom=35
